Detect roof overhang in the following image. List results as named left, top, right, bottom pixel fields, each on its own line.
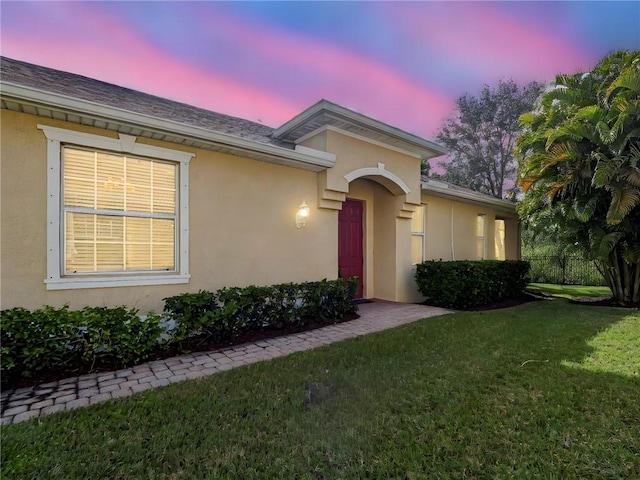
left=422, top=178, right=518, bottom=217
left=0, top=82, right=335, bottom=172
left=273, top=99, right=447, bottom=161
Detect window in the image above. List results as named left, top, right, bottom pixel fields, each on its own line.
left=40, top=125, right=193, bottom=289
left=411, top=205, right=426, bottom=265
left=476, top=214, right=486, bottom=260
left=63, top=147, right=177, bottom=274
left=494, top=219, right=506, bottom=260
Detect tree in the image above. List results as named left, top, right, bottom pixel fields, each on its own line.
left=420, top=158, right=431, bottom=177
left=517, top=50, right=640, bottom=305
left=435, top=79, right=543, bottom=199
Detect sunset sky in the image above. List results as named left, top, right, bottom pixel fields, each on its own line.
left=1, top=1, right=638, bottom=139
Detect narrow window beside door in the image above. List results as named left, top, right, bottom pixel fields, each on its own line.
left=476, top=214, right=486, bottom=260
left=411, top=205, right=426, bottom=265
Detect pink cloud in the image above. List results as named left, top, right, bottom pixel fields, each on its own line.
left=1, top=2, right=456, bottom=138
left=192, top=8, right=454, bottom=136
left=375, top=2, right=594, bottom=83
left=0, top=3, right=301, bottom=126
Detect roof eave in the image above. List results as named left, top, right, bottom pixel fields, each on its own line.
left=274, top=99, right=447, bottom=160
left=421, top=180, right=517, bottom=215
left=0, top=82, right=335, bottom=172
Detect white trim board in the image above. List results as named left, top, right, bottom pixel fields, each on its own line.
left=39, top=124, right=192, bottom=290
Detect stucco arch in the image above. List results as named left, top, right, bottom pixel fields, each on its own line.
left=319, top=162, right=417, bottom=218
left=343, top=163, right=410, bottom=196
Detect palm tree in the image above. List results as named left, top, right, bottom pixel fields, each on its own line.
left=517, top=51, right=640, bottom=305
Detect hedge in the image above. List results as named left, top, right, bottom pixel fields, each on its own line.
left=1, top=278, right=358, bottom=386
left=415, top=260, right=530, bottom=309
left=163, top=278, right=359, bottom=344
left=0, top=306, right=163, bottom=386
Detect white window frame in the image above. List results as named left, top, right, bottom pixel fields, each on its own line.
left=477, top=214, right=487, bottom=260
left=40, top=125, right=193, bottom=290
left=411, top=205, right=426, bottom=265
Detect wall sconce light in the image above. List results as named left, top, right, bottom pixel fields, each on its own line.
left=296, top=201, right=310, bottom=228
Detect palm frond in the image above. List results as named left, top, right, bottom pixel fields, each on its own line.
left=546, top=181, right=565, bottom=200
left=621, top=129, right=640, bottom=154
left=620, top=166, right=640, bottom=187
left=589, top=227, right=625, bottom=257
left=622, top=244, right=640, bottom=263
left=546, top=142, right=577, bottom=163
left=606, top=184, right=640, bottom=224
left=593, top=157, right=619, bottom=187
left=595, top=120, right=617, bottom=145
left=573, top=104, right=605, bottom=122
left=604, top=66, right=640, bottom=105
left=573, top=196, right=598, bottom=222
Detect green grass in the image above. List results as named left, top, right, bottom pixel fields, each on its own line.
left=529, top=282, right=613, bottom=299
left=2, top=300, right=639, bottom=479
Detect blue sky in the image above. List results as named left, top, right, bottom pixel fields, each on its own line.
left=1, top=1, right=638, bottom=138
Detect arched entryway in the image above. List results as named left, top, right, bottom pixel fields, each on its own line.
left=336, top=168, right=417, bottom=301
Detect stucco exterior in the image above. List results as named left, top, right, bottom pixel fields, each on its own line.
left=1, top=110, right=338, bottom=312
left=420, top=186, right=520, bottom=263
left=0, top=57, right=521, bottom=313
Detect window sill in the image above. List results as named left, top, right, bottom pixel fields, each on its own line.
left=45, top=274, right=190, bottom=290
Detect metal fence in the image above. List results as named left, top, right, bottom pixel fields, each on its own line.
left=523, top=255, right=607, bottom=286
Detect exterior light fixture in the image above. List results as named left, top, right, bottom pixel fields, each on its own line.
left=296, top=201, right=310, bottom=228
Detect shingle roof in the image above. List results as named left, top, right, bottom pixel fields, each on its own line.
left=0, top=56, right=288, bottom=146
left=420, top=174, right=517, bottom=212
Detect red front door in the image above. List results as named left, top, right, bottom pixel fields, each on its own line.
left=338, top=199, right=364, bottom=298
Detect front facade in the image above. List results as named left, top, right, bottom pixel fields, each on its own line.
left=0, top=57, right=520, bottom=312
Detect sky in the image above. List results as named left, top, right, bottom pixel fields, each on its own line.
left=1, top=1, right=639, bottom=141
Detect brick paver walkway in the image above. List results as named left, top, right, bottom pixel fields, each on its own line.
left=1, top=301, right=451, bottom=424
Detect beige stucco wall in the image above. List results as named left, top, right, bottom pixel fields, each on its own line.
left=0, top=110, right=337, bottom=313
left=421, top=192, right=518, bottom=262
left=324, top=129, right=422, bottom=206
left=301, top=128, right=424, bottom=302
left=1, top=110, right=521, bottom=312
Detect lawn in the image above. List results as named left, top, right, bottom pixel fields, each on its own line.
left=2, top=300, right=639, bottom=479
left=528, top=282, right=613, bottom=299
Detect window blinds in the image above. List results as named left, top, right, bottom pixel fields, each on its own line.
left=63, top=147, right=177, bottom=274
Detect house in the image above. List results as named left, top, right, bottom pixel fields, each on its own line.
left=0, top=57, right=520, bottom=312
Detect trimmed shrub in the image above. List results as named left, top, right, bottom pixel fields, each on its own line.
left=163, top=278, right=358, bottom=343
left=0, top=305, right=163, bottom=385
left=76, top=307, right=164, bottom=368
left=1, top=278, right=358, bottom=386
left=1, top=306, right=82, bottom=382
left=163, top=290, right=218, bottom=343
left=415, top=260, right=530, bottom=309
left=297, top=277, right=359, bottom=322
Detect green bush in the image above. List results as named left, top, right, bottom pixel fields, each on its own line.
left=76, top=307, right=164, bottom=368
left=297, top=278, right=359, bottom=322
left=1, top=278, right=358, bottom=386
left=0, top=305, right=163, bottom=385
left=163, top=290, right=218, bottom=343
left=163, top=278, right=358, bottom=343
left=1, top=306, right=82, bottom=382
left=415, top=260, right=530, bottom=309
